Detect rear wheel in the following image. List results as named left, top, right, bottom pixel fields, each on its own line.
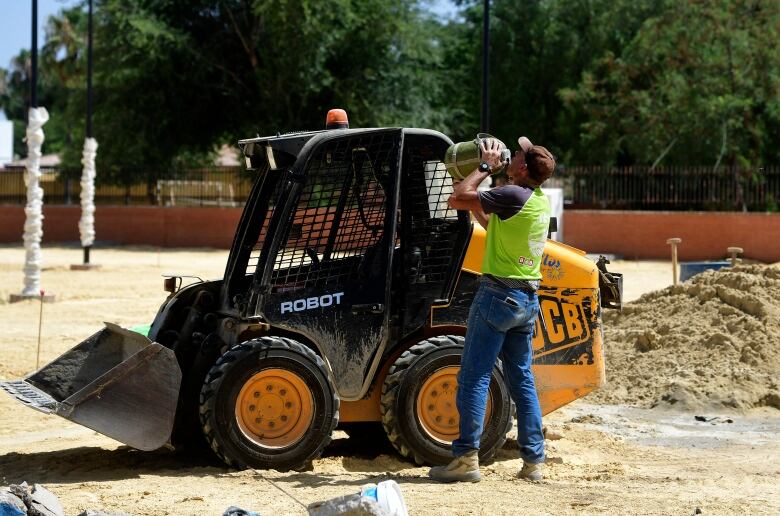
left=380, top=335, right=512, bottom=466
left=199, top=337, right=339, bottom=470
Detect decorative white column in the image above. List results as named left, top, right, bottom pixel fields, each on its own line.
left=79, top=137, right=98, bottom=247
left=21, top=107, right=49, bottom=296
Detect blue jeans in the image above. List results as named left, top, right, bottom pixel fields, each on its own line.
left=452, top=280, right=545, bottom=464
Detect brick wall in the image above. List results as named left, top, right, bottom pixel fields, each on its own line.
left=1, top=206, right=778, bottom=262
left=563, top=210, right=780, bottom=262
left=0, top=206, right=242, bottom=248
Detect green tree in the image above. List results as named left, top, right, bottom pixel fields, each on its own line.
left=85, top=0, right=459, bottom=183
left=563, top=0, right=780, bottom=167
left=1, top=51, right=41, bottom=158
left=4, top=0, right=779, bottom=180
left=42, top=5, right=89, bottom=173
left=430, top=0, right=670, bottom=161
left=2, top=1, right=458, bottom=183
left=480, top=0, right=668, bottom=162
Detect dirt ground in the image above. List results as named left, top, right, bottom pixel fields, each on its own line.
left=1, top=246, right=778, bottom=515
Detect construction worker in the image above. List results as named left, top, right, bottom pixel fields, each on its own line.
left=429, top=136, right=556, bottom=483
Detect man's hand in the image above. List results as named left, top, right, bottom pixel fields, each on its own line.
left=479, top=138, right=503, bottom=171
left=448, top=139, right=501, bottom=207
left=446, top=138, right=504, bottom=219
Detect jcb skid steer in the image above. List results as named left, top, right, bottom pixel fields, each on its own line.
left=1, top=118, right=622, bottom=471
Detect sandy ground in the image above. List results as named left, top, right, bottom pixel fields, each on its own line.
left=1, top=246, right=778, bottom=515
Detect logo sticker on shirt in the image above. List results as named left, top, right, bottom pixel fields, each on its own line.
left=518, top=256, right=535, bottom=267
left=528, top=239, right=546, bottom=256
left=528, top=213, right=549, bottom=256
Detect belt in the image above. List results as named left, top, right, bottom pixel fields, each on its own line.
left=483, top=274, right=539, bottom=292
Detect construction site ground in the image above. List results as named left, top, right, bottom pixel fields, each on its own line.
left=1, top=246, right=778, bottom=515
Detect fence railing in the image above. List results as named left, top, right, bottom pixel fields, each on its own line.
left=0, top=165, right=778, bottom=211
left=557, top=166, right=779, bottom=211
left=0, top=167, right=255, bottom=206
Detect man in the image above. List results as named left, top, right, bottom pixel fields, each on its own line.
left=429, top=136, right=556, bottom=483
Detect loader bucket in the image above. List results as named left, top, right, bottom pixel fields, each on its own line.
left=0, top=322, right=181, bottom=451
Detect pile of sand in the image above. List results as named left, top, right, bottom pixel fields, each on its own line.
left=592, top=264, right=780, bottom=410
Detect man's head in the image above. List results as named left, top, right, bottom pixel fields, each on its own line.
left=506, top=136, right=556, bottom=188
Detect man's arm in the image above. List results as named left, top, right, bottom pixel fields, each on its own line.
left=471, top=208, right=490, bottom=229
left=447, top=169, right=491, bottom=228
left=447, top=168, right=489, bottom=211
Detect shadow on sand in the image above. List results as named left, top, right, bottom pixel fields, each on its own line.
left=1, top=427, right=521, bottom=486
left=0, top=445, right=223, bottom=485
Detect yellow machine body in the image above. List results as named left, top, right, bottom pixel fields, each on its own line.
left=341, top=224, right=605, bottom=422
left=462, top=225, right=605, bottom=415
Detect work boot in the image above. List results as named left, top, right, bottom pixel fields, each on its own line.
left=518, top=461, right=543, bottom=482
left=428, top=450, right=481, bottom=483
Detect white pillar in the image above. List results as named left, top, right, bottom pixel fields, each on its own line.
left=79, top=137, right=98, bottom=247
left=542, top=187, right=564, bottom=241
left=21, top=107, right=49, bottom=296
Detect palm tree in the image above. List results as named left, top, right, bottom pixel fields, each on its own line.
left=43, top=7, right=86, bottom=87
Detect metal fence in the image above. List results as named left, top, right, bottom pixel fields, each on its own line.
left=1, top=165, right=778, bottom=211
left=0, top=167, right=255, bottom=206
left=558, top=166, right=780, bottom=211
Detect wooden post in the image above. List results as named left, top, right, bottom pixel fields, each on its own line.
left=36, top=289, right=44, bottom=368
left=666, top=238, right=682, bottom=286
left=727, top=246, right=743, bottom=266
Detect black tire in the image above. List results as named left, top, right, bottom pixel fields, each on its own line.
left=380, top=335, right=513, bottom=466
left=199, top=337, right=339, bottom=471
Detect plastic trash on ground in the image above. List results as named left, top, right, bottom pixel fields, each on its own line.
left=307, top=480, right=408, bottom=516
left=223, top=506, right=261, bottom=516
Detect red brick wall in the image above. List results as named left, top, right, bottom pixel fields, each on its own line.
left=563, top=210, right=780, bottom=262
left=1, top=206, right=778, bottom=262
left=0, top=206, right=242, bottom=248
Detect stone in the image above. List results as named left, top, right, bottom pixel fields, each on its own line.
left=308, top=493, right=388, bottom=516
left=29, top=484, right=64, bottom=516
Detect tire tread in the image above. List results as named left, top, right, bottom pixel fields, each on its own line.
left=199, top=336, right=339, bottom=470
left=381, top=334, right=513, bottom=466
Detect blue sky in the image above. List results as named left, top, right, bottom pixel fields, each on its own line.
left=0, top=0, right=82, bottom=70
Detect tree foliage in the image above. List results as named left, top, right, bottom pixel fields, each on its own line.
left=86, top=0, right=462, bottom=183
left=477, top=0, right=670, bottom=163
left=1, top=0, right=779, bottom=181
left=564, top=0, right=780, bottom=167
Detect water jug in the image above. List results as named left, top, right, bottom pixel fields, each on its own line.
left=444, top=133, right=510, bottom=181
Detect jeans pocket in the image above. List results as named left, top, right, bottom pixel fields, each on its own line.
left=485, top=295, right=527, bottom=333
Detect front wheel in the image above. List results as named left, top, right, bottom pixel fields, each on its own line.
left=199, top=337, right=339, bottom=471
left=380, top=335, right=512, bottom=466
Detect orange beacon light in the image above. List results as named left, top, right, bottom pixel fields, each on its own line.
left=325, top=109, right=349, bottom=129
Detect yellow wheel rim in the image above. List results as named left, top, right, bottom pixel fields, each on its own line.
left=416, top=366, right=493, bottom=444
left=235, top=368, right=314, bottom=448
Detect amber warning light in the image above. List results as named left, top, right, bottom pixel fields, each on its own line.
left=325, top=109, right=349, bottom=129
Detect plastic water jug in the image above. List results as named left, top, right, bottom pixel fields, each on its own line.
left=361, top=480, right=408, bottom=516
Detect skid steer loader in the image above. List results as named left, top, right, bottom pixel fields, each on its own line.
left=1, top=115, right=622, bottom=471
